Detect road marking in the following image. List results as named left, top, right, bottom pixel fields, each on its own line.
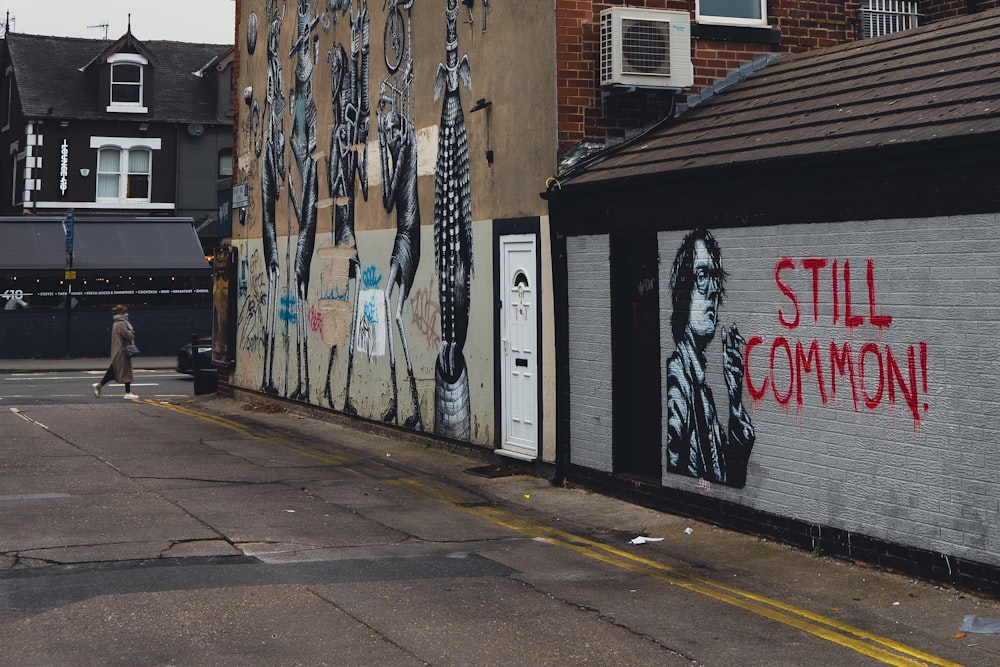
left=9, top=407, right=50, bottom=429
left=0, top=493, right=72, bottom=501
left=153, top=402, right=965, bottom=667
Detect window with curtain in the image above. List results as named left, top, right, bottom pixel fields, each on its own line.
left=96, top=146, right=152, bottom=202
left=97, top=148, right=122, bottom=199
left=127, top=149, right=151, bottom=199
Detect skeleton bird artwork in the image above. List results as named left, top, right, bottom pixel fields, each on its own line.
left=323, top=0, right=371, bottom=413
left=256, top=0, right=287, bottom=395
left=432, top=0, right=474, bottom=439
left=286, top=0, right=321, bottom=401
left=377, top=35, right=422, bottom=429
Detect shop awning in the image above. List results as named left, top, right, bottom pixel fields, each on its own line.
left=0, top=217, right=210, bottom=274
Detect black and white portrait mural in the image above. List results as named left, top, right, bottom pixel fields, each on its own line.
left=432, top=0, right=474, bottom=440
left=665, top=229, right=755, bottom=488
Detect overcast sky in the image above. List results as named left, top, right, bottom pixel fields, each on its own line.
left=1, top=0, right=236, bottom=44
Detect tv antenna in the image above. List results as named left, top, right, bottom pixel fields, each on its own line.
left=87, top=22, right=109, bottom=39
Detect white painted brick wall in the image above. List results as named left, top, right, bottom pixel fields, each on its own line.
left=566, top=234, right=614, bottom=472
left=655, top=214, right=1000, bottom=566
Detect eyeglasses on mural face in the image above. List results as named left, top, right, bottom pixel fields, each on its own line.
left=693, top=265, right=722, bottom=295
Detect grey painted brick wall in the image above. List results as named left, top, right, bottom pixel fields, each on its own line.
left=566, top=234, right=614, bottom=473
left=656, top=214, right=1000, bottom=567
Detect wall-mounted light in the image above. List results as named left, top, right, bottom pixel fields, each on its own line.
left=138, top=123, right=149, bottom=131
left=469, top=98, right=491, bottom=113
left=79, top=168, right=90, bottom=177
left=468, top=98, right=494, bottom=166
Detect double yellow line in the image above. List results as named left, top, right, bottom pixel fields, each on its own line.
left=157, top=401, right=965, bottom=667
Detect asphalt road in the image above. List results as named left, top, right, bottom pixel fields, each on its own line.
left=1, top=372, right=999, bottom=666
left=0, top=367, right=197, bottom=405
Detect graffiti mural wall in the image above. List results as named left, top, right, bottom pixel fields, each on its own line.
left=231, top=0, right=526, bottom=445
left=652, top=215, right=1000, bottom=566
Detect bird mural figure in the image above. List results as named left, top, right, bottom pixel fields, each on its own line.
left=257, top=1, right=287, bottom=395
left=323, top=0, right=371, bottom=413
left=432, top=0, right=474, bottom=439
left=378, top=101, right=423, bottom=429
left=287, top=0, right=321, bottom=401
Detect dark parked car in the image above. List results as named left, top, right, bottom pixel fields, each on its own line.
left=177, top=336, right=212, bottom=375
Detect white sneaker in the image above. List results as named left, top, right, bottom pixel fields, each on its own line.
left=123, top=393, right=139, bottom=400
left=92, top=383, right=101, bottom=398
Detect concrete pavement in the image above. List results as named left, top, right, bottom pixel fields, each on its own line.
left=2, top=361, right=1000, bottom=665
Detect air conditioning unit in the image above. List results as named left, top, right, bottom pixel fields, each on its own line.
left=600, top=8, right=693, bottom=90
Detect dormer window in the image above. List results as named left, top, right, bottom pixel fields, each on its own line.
left=107, top=53, right=149, bottom=113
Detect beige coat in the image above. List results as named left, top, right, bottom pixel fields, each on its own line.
left=109, top=315, right=134, bottom=384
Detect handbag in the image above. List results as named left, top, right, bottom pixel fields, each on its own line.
left=124, top=342, right=140, bottom=357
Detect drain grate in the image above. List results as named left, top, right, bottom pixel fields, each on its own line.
left=465, top=464, right=517, bottom=479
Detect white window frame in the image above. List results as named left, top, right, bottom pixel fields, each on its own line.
left=696, top=0, right=768, bottom=27
left=106, top=53, right=149, bottom=113
left=90, top=136, right=161, bottom=205
left=10, top=142, right=23, bottom=206
left=2, top=66, right=12, bottom=132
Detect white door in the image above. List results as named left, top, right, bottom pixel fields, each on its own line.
left=500, top=235, right=538, bottom=459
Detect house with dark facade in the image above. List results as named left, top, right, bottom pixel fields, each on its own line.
left=0, top=28, right=234, bottom=357
left=224, top=0, right=1000, bottom=592
left=546, top=7, right=1000, bottom=592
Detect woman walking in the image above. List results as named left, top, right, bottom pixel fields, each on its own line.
left=92, top=304, right=138, bottom=400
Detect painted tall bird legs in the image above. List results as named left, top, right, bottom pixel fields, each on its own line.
left=324, top=0, right=370, bottom=412
left=432, top=0, right=474, bottom=440
left=378, top=105, right=423, bottom=429
left=287, top=0, right=321, bottom=401
left=258, top=4, right=287, bottom=395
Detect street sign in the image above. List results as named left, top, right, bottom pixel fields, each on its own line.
left=232, top=183, right=250, bottom=209
left=63, top=209, right=75, bottom=254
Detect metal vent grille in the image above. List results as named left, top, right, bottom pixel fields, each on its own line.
left=620, top=19, right=670, bottom=76
left=599, top=10, right=614, bottom=84
left=861, top=0, right=919, bottom=38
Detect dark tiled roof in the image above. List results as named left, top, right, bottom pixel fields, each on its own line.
left=4, top=32, right=231, bottom=125
left=560, top=8, right=1000, bottom=188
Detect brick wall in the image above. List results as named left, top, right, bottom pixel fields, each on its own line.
left=566, top=234, right=614, bottom=473
left=653, top=214, right=1000, bottom=568
left=555, top=0, right=990, bottom=153
left=555, top=1, right=866, bottom=152
left=923, top=0, right=1000, bottom=20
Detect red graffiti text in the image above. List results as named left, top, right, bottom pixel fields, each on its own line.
left=747, top=257, right=929, bottom=427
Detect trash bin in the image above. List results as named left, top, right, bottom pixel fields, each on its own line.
left=190, top=333, right=217, bottom=395
left=194, top=368, right=218, bottom=395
